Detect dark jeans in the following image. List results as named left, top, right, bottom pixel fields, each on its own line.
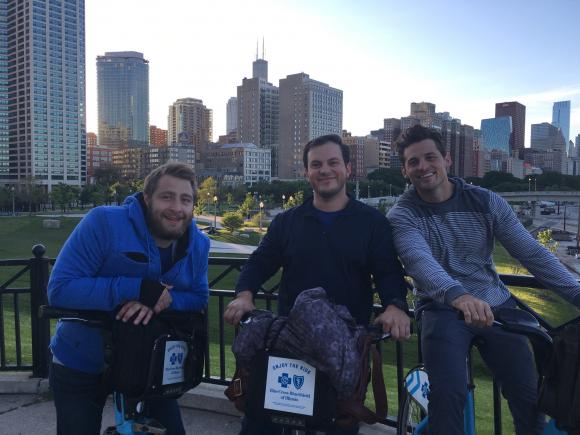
left=240, top=416, right=359, bottom=435
left=421, top=300, right=545, bottom=435
left=49, top=362, right=185, bottom=435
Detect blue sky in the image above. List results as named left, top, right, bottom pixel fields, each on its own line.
left=86, top=0, right=580, bottom=146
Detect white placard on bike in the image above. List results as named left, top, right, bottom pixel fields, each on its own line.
left=264, top=356, right=316, bottom=416
left=405, top=367, right=430, bottom=413
left=162, top=340, right=188, bottom=385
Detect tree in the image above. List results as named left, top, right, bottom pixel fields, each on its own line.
left=238, top=193, right=257, bottom=219
left=222, top=212, right=244, bottom=233
left=50, top=183, right=76, bottom=213
left=285, top=191, right=304, bottom=208
left=225, top=192, right=235, bottom=209
left=537, top=229, right=559, bottom=254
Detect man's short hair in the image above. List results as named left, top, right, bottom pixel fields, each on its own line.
left=143, top=162, right=197, bottom=198
left=396, top=125, right=446, bottom=164
left=303, top=134, right=350, bottom=169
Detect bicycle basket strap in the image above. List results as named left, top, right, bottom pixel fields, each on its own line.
left=336, top=335, right=388, bottom=427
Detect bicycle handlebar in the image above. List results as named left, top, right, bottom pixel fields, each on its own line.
left=39, top=305, right=202, bottom=324
left=240, top=310, right=391, bottom=343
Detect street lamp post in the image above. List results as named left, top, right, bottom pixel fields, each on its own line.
left=259, top=201, right=264, bottom=232
left=213, top=195, right=218, bottom=231
left=564, top=202, right=567, bottom=231
left=528, top=177, right=531, bottom=192
left=11, top=186, right=15, bottom=216
left=282, top=194, right=285, bottom=209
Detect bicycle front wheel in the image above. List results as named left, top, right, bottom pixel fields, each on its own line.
left=397, top=390, right=429, bottom=435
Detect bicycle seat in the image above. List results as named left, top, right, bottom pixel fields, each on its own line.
left=494, top=308, right=553, bottom=345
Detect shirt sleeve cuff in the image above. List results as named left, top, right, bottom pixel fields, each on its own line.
left=443, top=285, right=469, bottom=305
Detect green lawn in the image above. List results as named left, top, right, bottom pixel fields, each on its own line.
left=1, top=216, right=579, bottom=433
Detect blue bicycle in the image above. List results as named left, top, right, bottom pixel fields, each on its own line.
left=396, top=307, right=576, bottom=435
left=41, top=305, right=206, bottom=435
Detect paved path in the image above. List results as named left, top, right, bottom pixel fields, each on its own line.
left=0, top=393, right=243, bottom=435
left=0, top=381, right=394, bottom=435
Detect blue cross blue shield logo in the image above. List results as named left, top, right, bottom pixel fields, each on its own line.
left=293, top=375, right=304, bottom=390
left=278, top=373, right=291, bottom=388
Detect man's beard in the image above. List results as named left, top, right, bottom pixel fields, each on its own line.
left=147, top=207, right=192, bottom=242
left=313, top=181, right=344, bottom=199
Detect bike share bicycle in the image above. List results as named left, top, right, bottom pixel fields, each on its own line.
left=41, top=305, right=206, bottom=435
left=397, top=305, right=578, bottom=435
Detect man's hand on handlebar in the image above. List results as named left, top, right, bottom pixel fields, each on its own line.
left=374, top=305, right=411, bottom=341
left=116, top=301, right=154, bottom=325
left=451, top=294, right=494, bottom=328
left=224, top=291, right=256, bottom=326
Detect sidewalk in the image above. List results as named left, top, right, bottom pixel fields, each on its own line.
left=0, top=374, right=394, bottom=434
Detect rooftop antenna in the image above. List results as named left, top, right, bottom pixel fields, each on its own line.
left=262, top=36, right=265, bottom=59
left=256, top=38, right=258, bottom=60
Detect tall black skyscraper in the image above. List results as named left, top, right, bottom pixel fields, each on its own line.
left=495, top=101, right=526, bottom=158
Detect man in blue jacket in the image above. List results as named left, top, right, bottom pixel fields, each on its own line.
left=224, top=134, right=410, bottom=435
left=48, top=162, right=209, bottom=435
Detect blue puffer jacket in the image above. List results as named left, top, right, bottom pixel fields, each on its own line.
left=48, top=193, right=210, bottom=374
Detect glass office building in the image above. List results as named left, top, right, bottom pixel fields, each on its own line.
left=2, top=0, right=86, bottom=188
left=552, top=100, right=571, bottom=144
left=97, top=51, right=149, bottom=148
left=481, top=117, right=511, bottom=153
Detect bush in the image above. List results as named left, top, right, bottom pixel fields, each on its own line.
left=222, top=212, right=244, bottom=233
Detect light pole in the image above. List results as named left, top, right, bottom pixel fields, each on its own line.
left=259, top=201, right=264, bottom=232
left=282, top=194, right=285, bottom=209
left=213, top=195, right=218, bottom=231
left=528, top=177, right=531, bottom=192
left=11, top=186, right=15, bottom=216
left=564, top=202, right=567, bottom=231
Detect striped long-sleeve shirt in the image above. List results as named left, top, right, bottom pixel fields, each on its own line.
left=387, top=177, right=580, bottom=308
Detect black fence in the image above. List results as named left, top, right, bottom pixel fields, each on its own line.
left=0, top=245, right=562, bottom=432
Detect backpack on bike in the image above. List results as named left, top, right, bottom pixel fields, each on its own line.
left=225, top=288, right=388, bottom=430
left=538, top=320, right=580, bottom=432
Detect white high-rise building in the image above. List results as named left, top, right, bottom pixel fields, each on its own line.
left=2, top=0, right=86, bottom=189
left=278, top=73, right=343, bottom=179
left=226, top=97, right=237, bottom=134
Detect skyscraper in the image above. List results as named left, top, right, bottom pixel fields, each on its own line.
left=552, top=101, right=571, bottom=144
left=278, top=73, right=343, bottom=179
left=237, top=54, right=279, bottom=176
left=481, top=117, right=512, bottom=153
left=531, top=122, right=566, bottom=151
left=226, top=97, right=237, bottom=134
left=1, top=0, right=86, bottom=188
left=167, top=98, right=212, bottom=148
left=97, top=51, right=149, bottom=148
left=495, top=101, right=526, bottom=158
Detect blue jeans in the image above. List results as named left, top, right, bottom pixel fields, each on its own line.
left=49, top=362, right=185, bottom=435
left=421, top=300, right=545, bottom=435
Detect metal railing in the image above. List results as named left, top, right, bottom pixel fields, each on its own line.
left=0, top=245, right=566, bottom=432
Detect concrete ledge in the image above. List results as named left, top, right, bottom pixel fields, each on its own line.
left=0, top=372, right=49, bottom=394
left=179, top=383, right=242, bottom=417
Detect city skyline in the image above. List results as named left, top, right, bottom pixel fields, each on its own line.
left=85, top=0, right=580, bottom=146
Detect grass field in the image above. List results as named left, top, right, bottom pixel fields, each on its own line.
left=1, top=215, right=579, bottom=433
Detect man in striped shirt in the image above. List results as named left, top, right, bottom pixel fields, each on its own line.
left=387, top=125, right=580, bottom=435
